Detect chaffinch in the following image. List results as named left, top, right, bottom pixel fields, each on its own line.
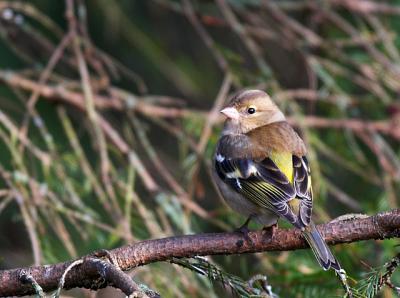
left=213, top=90, right=348, bottom=279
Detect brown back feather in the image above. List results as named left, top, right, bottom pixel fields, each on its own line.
left=217, top=121, right=306, bottom=160
left=247, top=121, right=307, bottom=159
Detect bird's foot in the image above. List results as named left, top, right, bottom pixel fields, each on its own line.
left=234, top=226, right=254, bottom=246
left=235, top=224, right=250, bottom=236
left=261, top=223, right=277, bottom=242
left=234, top=216, right=254, bottom=245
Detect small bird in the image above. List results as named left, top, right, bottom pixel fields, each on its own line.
left=213, top=90, right=350, bottom=291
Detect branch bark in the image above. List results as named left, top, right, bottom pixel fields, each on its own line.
left=0, top=209, right=399, bottom=297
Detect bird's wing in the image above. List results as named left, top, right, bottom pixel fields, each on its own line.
left=293, top=155, right=313, bottom=227
left=215, top=153, right=302, bottom=227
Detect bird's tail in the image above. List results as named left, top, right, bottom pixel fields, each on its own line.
left=302, top=222, right=339, bottom=271
left=302, top=223, right=352, bottom=297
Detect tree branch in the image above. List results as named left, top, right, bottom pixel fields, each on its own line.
left=0, top=209, right=399, bottom=297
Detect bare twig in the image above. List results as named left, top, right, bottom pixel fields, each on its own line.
left=215, top=0, right=270, bottom=75
left=331, top=0, right=400, bottom=15
left=187, top=73, right=232, bottom=199
left=182, top=0, right=228, bottom=72
left=18, top=270, right=45, bottom=298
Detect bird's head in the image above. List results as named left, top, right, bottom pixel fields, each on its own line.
left=220, top=90, right=285, bottom=134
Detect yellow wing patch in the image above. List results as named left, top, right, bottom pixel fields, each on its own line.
left=269, top=151, right=294, bottom=183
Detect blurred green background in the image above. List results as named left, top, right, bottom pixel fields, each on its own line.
left=0, top=0, right=399, bottom=297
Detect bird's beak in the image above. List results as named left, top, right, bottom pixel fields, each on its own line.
left=220, top=107, right=239, bottom=120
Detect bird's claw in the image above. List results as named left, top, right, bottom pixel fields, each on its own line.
left=261, top=223, right=277, bottom=242
left=234, top=219, right=254, bottom=245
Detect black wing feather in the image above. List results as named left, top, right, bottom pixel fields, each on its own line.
left=293, top=155, right=313, bottom=227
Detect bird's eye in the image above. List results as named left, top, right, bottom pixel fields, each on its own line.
left=247, top=107, right=256, bottom=114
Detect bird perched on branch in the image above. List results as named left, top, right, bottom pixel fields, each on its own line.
left=213, top=89, right=351, bottom=294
